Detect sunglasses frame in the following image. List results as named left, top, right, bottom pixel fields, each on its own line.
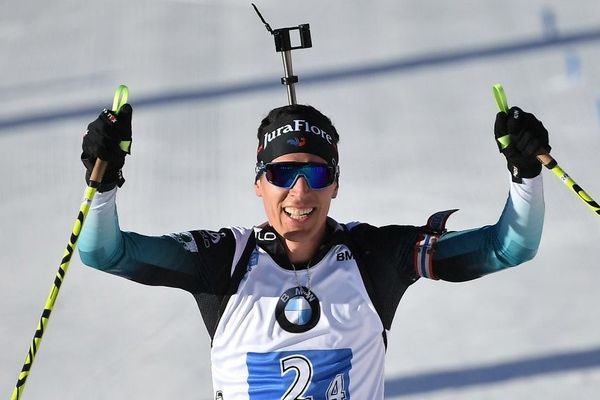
left=255, top=161, right=339, bottom=190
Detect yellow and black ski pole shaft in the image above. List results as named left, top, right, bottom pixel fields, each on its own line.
left=492, top=83, right=600, bottom=217
left=10, top=85, right=129, bottom=400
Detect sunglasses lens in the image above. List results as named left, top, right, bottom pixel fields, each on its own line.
left=265, top=163, right=334, bottom=189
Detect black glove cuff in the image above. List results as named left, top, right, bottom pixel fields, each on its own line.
left=82, top=154, right=126, bottom=192
left=503, top=146, right=542, bottom=183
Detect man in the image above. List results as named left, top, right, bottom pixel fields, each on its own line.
left=79, top=102, right=548, bottom=399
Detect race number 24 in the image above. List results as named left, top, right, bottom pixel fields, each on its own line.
left=247, top=349, right=352, bottom=399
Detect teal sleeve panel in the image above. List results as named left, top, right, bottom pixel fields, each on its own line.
left=433, top=175, right=544, bottom=282
left=78, top=188, right=206, bottom=292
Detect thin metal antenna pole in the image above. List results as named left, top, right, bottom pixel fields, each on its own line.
left=281, top=50, right=297, bottom=105
left=252, top=3, right=310, bottom=105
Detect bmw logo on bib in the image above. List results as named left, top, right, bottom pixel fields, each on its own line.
left=276, top=287, right=321, bottom=333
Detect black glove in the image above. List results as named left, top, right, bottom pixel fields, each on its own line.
left=81, top=104, right=133, bottom=192
left=494, top=106, right=551, bottom=183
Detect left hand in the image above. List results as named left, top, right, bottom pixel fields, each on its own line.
left=494, top=106, right=551, bottom=183
left=81, top=104, right=133, bottom=191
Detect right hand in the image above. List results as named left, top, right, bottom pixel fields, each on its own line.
left=81, top=104, right=133, bottom=192
left=494, top=106, right=551, bottom=183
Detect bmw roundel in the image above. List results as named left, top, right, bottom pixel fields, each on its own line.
left=275, top=287, right=321, bottom=333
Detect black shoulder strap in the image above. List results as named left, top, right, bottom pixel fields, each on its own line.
left=229, top=233, right=258, bottom=294
left=197, top=232, right=257, bottom=344
left=213, top=233, right=257, bottom=332
left=341, top=224, right=389, bottom=348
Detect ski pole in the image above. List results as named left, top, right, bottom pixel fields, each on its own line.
left=10, top=85, right=129, bottom=400
left=493, top=83, right=600, bottom=217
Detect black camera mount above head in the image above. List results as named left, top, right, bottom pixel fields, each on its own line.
left=252, top=4, right=312, bottom=105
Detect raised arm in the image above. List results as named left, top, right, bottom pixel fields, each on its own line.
left=432, top=175, right=543, bottom=282
left=76, top=106, right=234, bottom=293
left=430, top=106, right=551, bottom=281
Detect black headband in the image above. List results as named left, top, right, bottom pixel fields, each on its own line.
left=256, top=113, right=338, bottom=166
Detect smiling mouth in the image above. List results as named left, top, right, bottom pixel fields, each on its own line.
left=283, top=207, right=315, bottom=220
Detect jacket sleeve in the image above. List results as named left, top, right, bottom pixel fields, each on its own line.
left=430, top=174, right=544, bottom=282
left=78, top=188, right=236, bottom=293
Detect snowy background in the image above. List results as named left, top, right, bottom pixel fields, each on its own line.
left=2, top=0, right=600, bottom=398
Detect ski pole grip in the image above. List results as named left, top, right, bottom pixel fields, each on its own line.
left=89, top=159, right=108, bottom=184
left=535, top=152, right=556, bottom=169
left=492, top=83, right=555, bottom=168
left=88, top=85, right=129, bottom=186
left=492, top=85, right=600, bottom=217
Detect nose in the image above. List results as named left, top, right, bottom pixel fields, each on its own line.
left=289, top=175, right=311, bottom=194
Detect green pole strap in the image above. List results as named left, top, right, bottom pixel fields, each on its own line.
left=492, top=83, right=509, bottom=113
left=112, top=84, right=129, bottom=113
left=492, top=83, right=511, bottom=149
left=492, top=83, right=600, bottom=217
left=113, top=85, right=132, bottom=153
left=11, top=85, right=130, bottom=400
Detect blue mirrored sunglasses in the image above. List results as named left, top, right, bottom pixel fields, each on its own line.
left=255, top=162, right=338, bottom=189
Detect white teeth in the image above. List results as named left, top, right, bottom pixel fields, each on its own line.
left=284, top=207, right=314, bottom=218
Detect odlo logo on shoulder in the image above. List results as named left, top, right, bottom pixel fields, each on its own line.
left=263, top=119, right=333, bottom=149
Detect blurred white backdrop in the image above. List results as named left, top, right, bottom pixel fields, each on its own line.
left=2, top=1, right=600, bottom=398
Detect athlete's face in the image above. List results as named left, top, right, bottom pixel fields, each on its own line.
left=255, top=152, right=338, bottom=251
